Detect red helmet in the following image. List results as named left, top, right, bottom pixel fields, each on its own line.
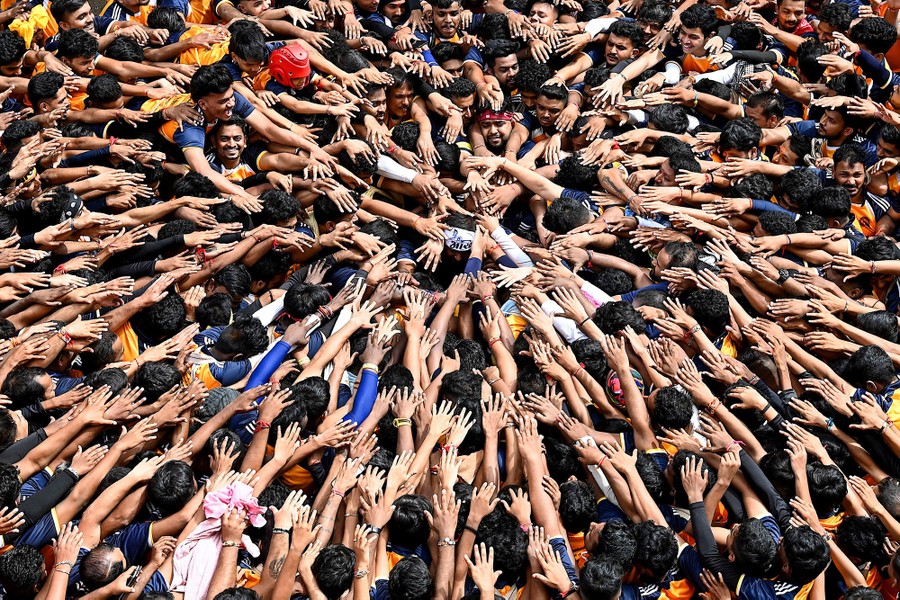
left=268, top=44, right=311, bottom=87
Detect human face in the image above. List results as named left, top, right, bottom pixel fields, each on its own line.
left=62, top=2, right=94, bottom=32
left=66, top=55, right=96, bottom=77
left=654, top=159, right=676, bottom=186
left=521, top=90, right=538, bottom=110
left=744, top=104, right=776, bottom=129
left=637, top=17, right=662, bottom=40
left=239, top=0, right=270, bottom=15
left=584, top=522, right=604, bottom=552
left=441, top=58, right=463, bottom=77
left=232, top=53, right=264, bottom=77
left=357, top=0, right=378, bottom=12
left=41, top=87, right=70, bottom=114
left=679, top=26, right=707, bottom=56
left=489, top=54, right=518, bottom=88
left=388, top=83, right=414, bottom=119
left=214, top=124, right=247, bottom=162
left=878, top=136, right=900, bottom=159
left=834, top=159, right=865, bottom=198
left=528, top=1, right=556, bottom=26
left=772, top=139, right=800, bottom=166
left=777, top=0, right=805, bottom=31
left=37, top=373, right=54, bottom=401
left=199, top=87, right=236, bottom=121
left=480, top=118, right=512, bottom=149
left=815, top=20, right=835, bottom=43
left=652, top=248, right=671, bottom=278
left=720, top=147, right=755, bottom=161
left=366, top=87, right=387, bottom=121
left=382, top=0, right=406, bottom=25
left=605, top=34, right=636, bottom=66
left=314, top=11, right=336, bottom=29
left=454, top=93, right=476, bottom=121
left=817, top=110, right=847, bottom=141
left=536, top=95, right=564, bottom=128
left=433, top=2, right=461, bottom=38
left=0, top=57, right=23, bottom=77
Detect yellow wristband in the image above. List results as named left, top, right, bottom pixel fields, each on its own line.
left=297, top=356, right=311, bottom=367
left=362, top=362, right=379, bottom=374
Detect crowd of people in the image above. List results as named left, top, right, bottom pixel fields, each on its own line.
left=5, top=0, right=900, bottom=596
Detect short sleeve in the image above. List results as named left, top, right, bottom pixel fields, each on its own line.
left=232, top=91, right=256, bottom=118
left=173, top=123, right=207, bottom=149
left=787, top=120, right=818, bottom=139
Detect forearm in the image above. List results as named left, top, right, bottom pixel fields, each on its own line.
left=206, top=545, right=240, bottom=599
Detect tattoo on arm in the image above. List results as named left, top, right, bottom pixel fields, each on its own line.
left=268, top=555, right=287, bottom=578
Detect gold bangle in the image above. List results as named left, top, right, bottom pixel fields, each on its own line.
left=361, top=362, right=379, bottom=374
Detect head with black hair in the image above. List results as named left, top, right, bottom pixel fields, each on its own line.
left=833, top=143, right=867, bottom=200
left=203, top=263, right=252, bottom=311
left=191, top=64, right=237, bottom=120
left=27, top=71, right=67, bottom=115
left=719, top=118, right=763, bottom=159
left=134, top=361, right=181, bottom=403
left=147, top=460, right=197, bottom=516
left=554, top=152, right=600, bottom=191
left=632, top=521, right=678, bottom=580
left=432, top=41, right=464, bottom=77
left=558, top=480, right=595, bottom=533
left=651, top=136, right=692, bottom=158
left=57, top=28, right=100, bottom=76
left=283, top=282, right=330, bottom=322
left=857, top=310, right=900, bottom=345
left=651, top=385, right=693, bottom=429
left=0, top=31, right=25, bottom=76
left=685, top=289, right=730, bottom=337
left=484, top=39, right=520, bottom=89
left=147, top=6, right=186, bottom=34
left=211, top=314, right=268, bottom=360
left=391, top=121, right=420, bottom=152
left=606, top=19, right=643, bottom=66
left=389, top=555, right=434, bottom=600
left=654, top=152, right=700, bottom=186
left=806, top=461, right=848, bottom=515
left=475, top=508, right=528, bottom=578
left=678, top=4, right=718, bottom=55
left=846, top=344, right=897, bottom=396
left=534, top=83, right=567, bottom=131
left=51, top=0, right=95, bottom=32
left=257, top=189, right=300, bottom=228
left=0, top=545, right=45, bottom=594
left=636, top=0, right=671, bottom=39
left=517, top=59, right=551, bottom=109
left=579, top=558, right=624, bottom=600
left=817, top=2, right=852, bottom=41
left=229, top=24, right=268, bottom=76
left=779, top=167, right=822, bottom=211
left=648, top=103, right=689, bottom=135
left=781, top=525, right=830, bottom=583
left=797, top=40, right=829, bottom=82
left=730, top=21, right=763, bottom=51
left=851, top=16, right=898, bottom=57
left=213, top=589, right=259, bottom=600
left=312, top=544, right=355, bottom=599
left=728, top=518, right=778, bottom=577
left=594, top=301, right=647, bottom=334
left=836, top=515, right=887, bottom=565
left=1, top=366, right=52, bottom=410
left=86, top=73, right=123, bottom=110
left=196, top=293, right=233, bottom=330
left=389, top=494, right=433, bottom=549
left=652, top=241, right=697, bottom=279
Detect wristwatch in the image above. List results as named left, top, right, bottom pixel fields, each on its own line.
left=776, top=268, right=791, bottom=284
